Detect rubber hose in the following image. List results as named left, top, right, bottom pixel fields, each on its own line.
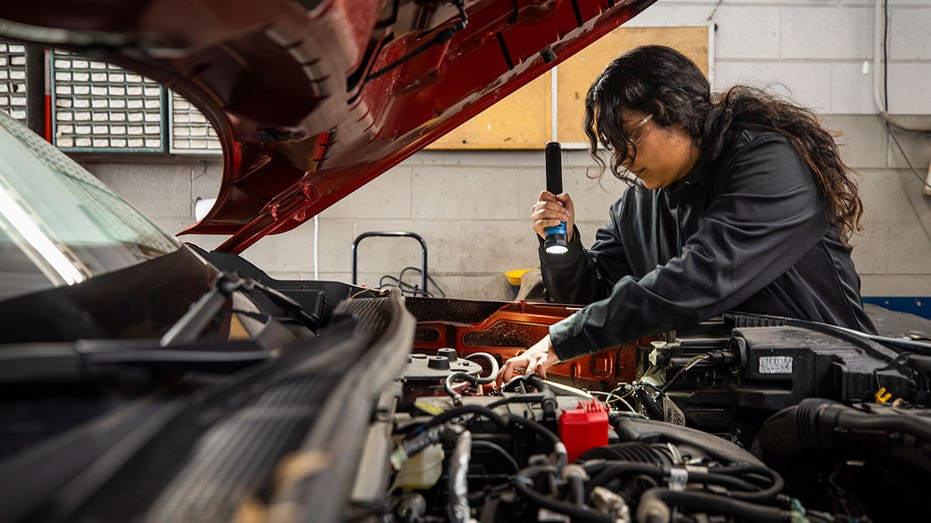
left=513, top=477, right=613, bottom=523
left=636, top=488, right=792, bottom=523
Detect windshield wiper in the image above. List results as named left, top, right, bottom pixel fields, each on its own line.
left=161, top=272, right=318, bottom=347
left=0, top=338, right=272, bottom=383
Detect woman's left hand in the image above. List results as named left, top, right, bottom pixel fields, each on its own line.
left=496, top=334, right=561, bottom=387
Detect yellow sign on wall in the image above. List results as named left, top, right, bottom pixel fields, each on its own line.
left=429, top=26, right=711, bottom=150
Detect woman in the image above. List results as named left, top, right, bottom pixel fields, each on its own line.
left=497, top=45, right=875, bottom=384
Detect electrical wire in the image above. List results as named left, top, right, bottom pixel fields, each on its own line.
left=886, top=122, right=931, bottom=192
left=660, top=353, right=712, bottom=393
left=875, top=0, right=931, bottom=132
left=378, top=267, right=446, bottom=298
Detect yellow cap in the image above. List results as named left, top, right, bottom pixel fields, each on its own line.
left=505, top=268, right=534, bottom=286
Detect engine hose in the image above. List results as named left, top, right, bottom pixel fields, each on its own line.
left=501, top=376, right=528, bottom=392
left=634, top=386, right=665, bottom=421
left=486, top=394, right=545, bottom=409
left=712, top=465, right=785, bottom=502
left=525, top=375, right=558, bottom=423
left=448, top=430, right=472, bottom=523
left=445, top=372, right=479, bottom=406
left=513, top=476, right=613, bottom=523
left=588, top=462, right=665, bottom=488
left=471, top=440, right=519, bottom=473
left=589, top=462, right=781, bottom=502
left=419, top=404, right=508, bottom=431
left=756, top=399, right=931, bottom=475
left=465, top=352, right=499, bottom=384
left=635, top=488, right=793, bottom=523
left=392, top=424, right=463, bottom=471
left=507, top=414, right=567, bottom=470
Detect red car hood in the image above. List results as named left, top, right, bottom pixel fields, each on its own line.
left=0, top=0, right=654, bottom=252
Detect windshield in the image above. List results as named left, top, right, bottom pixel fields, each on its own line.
left=0, top=110, right=179, bottom=302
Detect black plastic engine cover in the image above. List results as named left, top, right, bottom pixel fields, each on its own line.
left=731, top=326, right=917, bottom=411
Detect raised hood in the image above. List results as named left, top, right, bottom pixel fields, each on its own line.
left=0, top=0, right=654, bottom=252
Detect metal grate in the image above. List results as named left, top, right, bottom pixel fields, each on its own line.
left=52, top=50, right=164, bottom=151
left=0, top=42, right=27, bottom=123
left=169, top=90, right=221, bottom=153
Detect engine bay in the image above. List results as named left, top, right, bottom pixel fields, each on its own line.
left=4, top=248, right=930, bottom=523
left=362, top=295, right=931, bottom=523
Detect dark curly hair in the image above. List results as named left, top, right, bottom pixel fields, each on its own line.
left=583, top=45, right=863, bottom=243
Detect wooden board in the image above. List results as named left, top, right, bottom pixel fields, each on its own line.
left=430, top=73, right=552, bottom=149
left=429, top=26, right=710, bottom=150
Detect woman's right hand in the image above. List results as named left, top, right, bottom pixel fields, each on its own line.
left=531, top=191, right=575, bottom=242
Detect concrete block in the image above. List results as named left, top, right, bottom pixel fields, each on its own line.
left=437, top=274, right=514, bottom=300
left=264, top=271, right=303, bottom=281
left=322, top=166, right=412, bottom=219
left=780, top=7, right=872, bottom=60
left=350, top=218, right=463, bottom=273
left=315, top=271, right=351, bottom=281
left=147, top=215, right=197, bottom=240
left=850, top=222, right=889, bottom=273
left=179, top=233, right=228, bottom=253
left=412, top=166, right=523, bottom=219
left=190, top=159, right=223, bottom=199
left=87, top=161, right=193, bottom=218
left=858, top=170, right=917, bottom=223
left=899, top=171, right=931, bottom=225
left=734, top=0, right=839, bottom=4
left=623, top=5, right=715, bottom=27
left=831, top=62, right=877, bottom=115
left=406, top=149, right=540, bottom=168
left=713, top=6, right=781, bottom=60
left=820, top=114, right=888, bottom=169
left=888, top=63, right=931, bottom=114
left=576, top=220, right=614, bottom=247
left=886, top=127, right=931, bottom=169
left=888, top=220, right=931, bottom=273
left=861, top=274, right=931, bottom=296
left=313, top=218, right=356, bottom=273
left=461, top=220, right=539, bottom=273
left=517, top=165, right=627, bottom=223
left=890, top=8, right=931, bottom=60
left=240, top=225, right=315, bottom=274
left=713, top=61, right=833, bottom=112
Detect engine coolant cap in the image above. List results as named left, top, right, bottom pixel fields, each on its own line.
left=427, top=356, right=451, bottom=370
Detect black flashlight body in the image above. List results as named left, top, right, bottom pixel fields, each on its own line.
left=543, top=142, right=568, bottom=255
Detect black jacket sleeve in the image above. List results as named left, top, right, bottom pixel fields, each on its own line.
left=549, top=134, right=830, bottom=361
left=538, top=215, right=634, bottom=304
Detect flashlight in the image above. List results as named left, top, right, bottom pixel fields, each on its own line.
left=544, top=142, right=568, bottom=255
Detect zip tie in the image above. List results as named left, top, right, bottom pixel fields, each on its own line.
left=668, top=466, right=688, bottom=491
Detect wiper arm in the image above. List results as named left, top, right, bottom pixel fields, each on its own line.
left=160, top=272, right=320, bottom=347
left=160, top=272, right=245, bottom=347
left=249, top=279, right=322, bottom=330
left=0, top=338, right=271, bottom=383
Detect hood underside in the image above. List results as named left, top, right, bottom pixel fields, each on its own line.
left=0, top=0, right=654, bottom=252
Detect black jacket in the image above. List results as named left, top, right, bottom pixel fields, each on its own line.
left=542, top=129, right=875, bottom=361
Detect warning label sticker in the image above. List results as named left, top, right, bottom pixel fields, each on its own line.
left=758, top=356, right=793, bottom=374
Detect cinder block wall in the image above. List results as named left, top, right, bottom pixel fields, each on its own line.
left=82, top=1, right=931, bottom=300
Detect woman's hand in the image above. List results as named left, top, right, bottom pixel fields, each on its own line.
left=531, top=191, right=575, bottom=242
left=496, top=335, right=562, bottom=387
